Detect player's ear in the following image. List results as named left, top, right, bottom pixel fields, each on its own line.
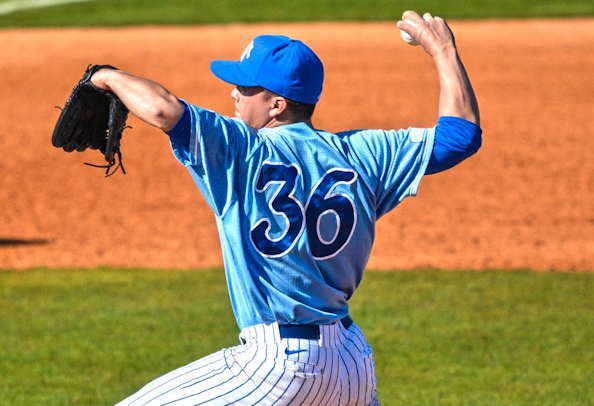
left=269, top=96, right=288, bottom=118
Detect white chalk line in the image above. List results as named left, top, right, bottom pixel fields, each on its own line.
left=0, top=0, right=94, bottom=16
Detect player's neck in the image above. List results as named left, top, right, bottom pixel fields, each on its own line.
left=263, top=117, right=313, bottom=129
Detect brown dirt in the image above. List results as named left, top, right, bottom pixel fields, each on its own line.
left=1, top=20, right=593, bottom=271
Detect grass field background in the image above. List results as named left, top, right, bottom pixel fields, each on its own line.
left=0, top=0, right=593, bottom=27
left=1, top=269, right=593, bottom=405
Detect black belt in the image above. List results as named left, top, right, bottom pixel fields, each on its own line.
left=278, top=315, right=354, bottom=340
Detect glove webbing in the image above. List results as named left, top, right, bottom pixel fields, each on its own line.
left=83, top=87, right=129, bottom=177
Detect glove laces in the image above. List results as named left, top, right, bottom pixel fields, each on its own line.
left=84, top=149, right=126, bottom=177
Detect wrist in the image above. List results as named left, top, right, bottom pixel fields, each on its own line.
left=90, top=69, right=115, bottom=91
left=432, top=44, right=458, bottom=62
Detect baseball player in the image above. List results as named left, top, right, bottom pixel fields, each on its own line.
left=91, top=11, right=481, bottom=405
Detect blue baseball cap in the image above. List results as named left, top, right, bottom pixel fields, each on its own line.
left=210, top=35, right=324, bottom=104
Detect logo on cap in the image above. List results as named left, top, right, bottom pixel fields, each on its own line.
left=241, top=41, right=254, bottom=61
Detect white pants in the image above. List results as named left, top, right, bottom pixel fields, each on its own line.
left=115, top=320, right=379, bottom=405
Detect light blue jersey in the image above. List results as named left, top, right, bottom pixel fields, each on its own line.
left=169, top=102, right=435, bottom=330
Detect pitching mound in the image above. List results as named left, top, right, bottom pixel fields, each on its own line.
left=1, top=19, right=593, bottom=271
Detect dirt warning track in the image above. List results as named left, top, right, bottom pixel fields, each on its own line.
left=0, top=19, right=593, bottom=271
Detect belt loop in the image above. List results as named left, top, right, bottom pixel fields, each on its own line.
left=272, top=322, right=281, bottom=343
left=340, top=315, right=354, bottom=330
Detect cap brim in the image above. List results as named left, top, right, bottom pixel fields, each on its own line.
left=210, top=60, right=259, bottom=87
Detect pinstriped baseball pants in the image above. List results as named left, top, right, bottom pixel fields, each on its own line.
left=115, top=320, right=380, bottom=405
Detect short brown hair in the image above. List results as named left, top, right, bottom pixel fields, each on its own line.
left=263, top=89, right=316, bottom=121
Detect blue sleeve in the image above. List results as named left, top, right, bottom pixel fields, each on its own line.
left=426, top=116, right=482, bottom=174
left=166, top=102, right=191, bottom=144
left=165, top=101, right=257, bottom=216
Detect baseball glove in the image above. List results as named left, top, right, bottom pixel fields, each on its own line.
left=52, top=64, right=129, bottom=177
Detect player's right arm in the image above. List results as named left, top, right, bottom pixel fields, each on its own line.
left=397, top=10, right=480, bottom=125
left=91, top=68, right=184, bottom=132
left=397, top=11, right=482, bottom=174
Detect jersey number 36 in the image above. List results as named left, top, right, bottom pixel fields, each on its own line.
left=250, top=162, right=358, bottom=260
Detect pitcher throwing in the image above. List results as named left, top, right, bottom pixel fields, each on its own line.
left=86, top=10, right=481, bottom=405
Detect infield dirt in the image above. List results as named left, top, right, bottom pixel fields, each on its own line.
left=1, top=20, right=593, bottom=271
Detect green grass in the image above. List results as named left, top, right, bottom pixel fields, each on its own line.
left=1, top=268, right=592, bottom=405
left=0, top=0, right=593, bottom=28
left=358, top=271, right=594, bottom=405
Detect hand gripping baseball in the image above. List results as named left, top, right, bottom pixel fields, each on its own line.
left=397, top=11, right=456, bottom=57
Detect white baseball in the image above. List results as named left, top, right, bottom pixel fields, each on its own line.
left=400, top=18, right=419, bottom=46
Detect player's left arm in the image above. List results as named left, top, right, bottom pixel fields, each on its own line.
left=91, top=68, right=184, bottom=132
